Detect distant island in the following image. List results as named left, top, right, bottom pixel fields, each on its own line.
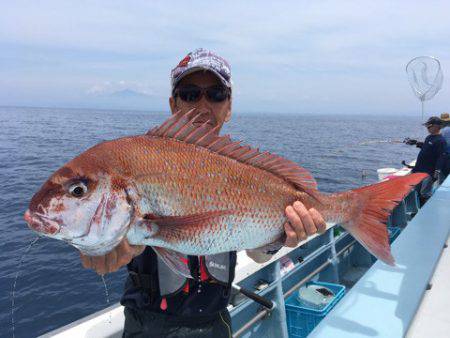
left=84, top=88, right=164, bottom=110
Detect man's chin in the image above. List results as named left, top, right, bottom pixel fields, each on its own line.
left=193, top=121, right=215, bottom=127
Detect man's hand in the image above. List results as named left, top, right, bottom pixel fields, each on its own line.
left=284, top=201, right=326, bottom=247
left=80, top=239, right=145, bottom=275
left=403, top=138, right=417, bottom=146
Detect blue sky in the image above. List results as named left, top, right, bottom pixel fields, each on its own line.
left=1, top=1, right=449, bottom=115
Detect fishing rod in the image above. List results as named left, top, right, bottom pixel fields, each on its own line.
left=357, top=138, right=404, bottom=146
left=360, top=137, right=428, bottom=147
left=231, top=283, right=275, bottom=310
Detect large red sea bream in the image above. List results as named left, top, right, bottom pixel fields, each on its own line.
left=24, top=110, right=427, bottom=276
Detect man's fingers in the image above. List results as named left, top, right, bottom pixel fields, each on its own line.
left=121, top=238, right=145, bottom=258
left=106, top=250, right=118, bottom=273
left=309, top=208, right=327, bottom=233
left=116, top=240, right=135, bottom=267
left=283, top=222, right=298, bottom=247
left=293, top=201, right=317, bottom=236
left=79, top=238, right=146, bottom=274
left=91, top=256, right=107, bottom=275
left=80, top=253, right=92, bottom=269
left=285, top=205, right=307, bottom=241
left=132, top=245, right=145, bottom=258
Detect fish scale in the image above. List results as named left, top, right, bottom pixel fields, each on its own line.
left=132, top=137, right=294, bottom=253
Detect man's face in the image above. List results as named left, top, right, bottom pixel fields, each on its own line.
left=169, top=70, right=232, bottom=134
left=426, top=124, right=441, bottom=135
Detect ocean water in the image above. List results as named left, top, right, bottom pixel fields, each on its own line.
left=0, top=106, right=424, bottom=337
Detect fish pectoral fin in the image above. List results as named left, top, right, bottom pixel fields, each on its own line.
left=253, top=236, right=285, bottom=253
left=255, top=238, right=286, bottom=254
left=143, top=210, right=233, bottom=227
left=153, top=246, right=193, bottom=279
left=246, top=237, right=285, bottom=263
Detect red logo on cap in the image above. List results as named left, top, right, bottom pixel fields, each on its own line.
left=178, top=55, right=190, bottom=67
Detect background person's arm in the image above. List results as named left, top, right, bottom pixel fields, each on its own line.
left=435, top=139, right=447, bottom=180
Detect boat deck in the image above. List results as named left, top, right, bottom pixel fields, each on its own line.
left=407, top=235, right=450, bottom=338
left=407, top=177, right=450, bottom=338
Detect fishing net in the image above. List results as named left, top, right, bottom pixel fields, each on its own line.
left=406, top=56, right=443, bottom=119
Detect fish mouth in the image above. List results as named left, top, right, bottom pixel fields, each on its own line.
left=24, top=209, right=61, bottom=236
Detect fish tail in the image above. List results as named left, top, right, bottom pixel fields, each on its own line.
left=336, top=173, right=428, bottom=265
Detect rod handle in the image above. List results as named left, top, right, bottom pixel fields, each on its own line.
left=233, top=284, right=274, bottom=310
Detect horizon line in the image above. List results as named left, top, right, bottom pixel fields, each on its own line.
left=0, top=104, right=423, bottom=118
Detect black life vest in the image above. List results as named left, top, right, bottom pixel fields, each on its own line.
left=157, top=252, right=235, bottom=297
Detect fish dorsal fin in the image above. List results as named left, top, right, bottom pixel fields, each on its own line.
left=147, top=109, right=318, bottom=192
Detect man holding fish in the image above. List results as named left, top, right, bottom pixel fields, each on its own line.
left=81, top=48, right=327, bottom=337
left=25, top=48, right=425, bottom=337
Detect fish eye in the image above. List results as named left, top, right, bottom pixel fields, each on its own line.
left=69, top=182, right=88, bottom=198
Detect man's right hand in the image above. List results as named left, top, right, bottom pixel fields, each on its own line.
left=80, top=239, right=145, bottom=275
left=403, top=138, right=417, bottom=145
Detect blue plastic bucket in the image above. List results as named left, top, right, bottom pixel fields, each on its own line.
left=285, top=281, right=345, bottom=338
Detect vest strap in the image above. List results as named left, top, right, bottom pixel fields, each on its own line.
left=183, top=281, right=190, bottom=293
left=199, top=257, right=209, bottom=281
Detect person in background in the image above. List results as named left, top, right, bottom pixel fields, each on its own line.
left=439, top=112, right=450, bottom=182
left=80, top=48, right=327, bottom=338
left=406, top=116, right=447, bottom=204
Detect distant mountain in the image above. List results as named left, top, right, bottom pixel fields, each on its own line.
left=108, top=89, right=151, bottom=98
left=84, top=88, right=165, bottom=110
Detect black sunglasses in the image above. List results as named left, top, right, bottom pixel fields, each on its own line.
left=174, top=84, right=230, bottom=103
